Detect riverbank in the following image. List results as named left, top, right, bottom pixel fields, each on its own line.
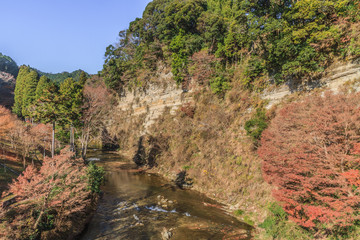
left=81, top=150, right=253, bottom=239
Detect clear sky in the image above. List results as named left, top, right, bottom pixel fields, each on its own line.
left=0, top=0, right=152, bottom=74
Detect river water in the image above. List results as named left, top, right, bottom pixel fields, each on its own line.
left=80, top=150, right=252, bottom=240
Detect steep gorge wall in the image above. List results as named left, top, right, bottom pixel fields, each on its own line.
left=116, top=80, right=191, bottom=133
left=107, top=59, right=360, bottom=225
left=263, top=58, right=360, bottom=107
left=106, top=68, right=192, bottom=153
left=113, top=59, right=360, bottom=135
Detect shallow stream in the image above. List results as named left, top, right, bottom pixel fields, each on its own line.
left=80, top=150, right=252, bottom=240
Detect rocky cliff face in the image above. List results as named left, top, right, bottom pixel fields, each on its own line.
left=107, top=59, right=360, bottom=225
left=116, top=80, right=191, bottom=133
left=262, top=58, right=360, bottom=108
left=113, top=58, right=360, bottom=137
left=0, top=71, right=16, bottom=108
left=105, top=66, right=192, bottom=153
left=0, top=53, right=18, bottom=108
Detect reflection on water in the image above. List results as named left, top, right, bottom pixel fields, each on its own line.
left=80, top=151, right=252, bottom=240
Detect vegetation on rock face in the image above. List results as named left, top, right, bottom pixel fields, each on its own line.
left=259, top=91, right=360, bottom=235
left=0, top=53, right=19, bottom=78
left=97, top=0, right=360, bottom=239
left=244, top=108, right=268, bottom=144
left=102, top=0, right=360, bottom=91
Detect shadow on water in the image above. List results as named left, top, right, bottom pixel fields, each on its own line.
left=80, top=150, right=253, bottom=240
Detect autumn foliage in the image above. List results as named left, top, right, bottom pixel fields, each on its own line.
left=0, top=106, right=16, bottom=138
left=0, top=148, right=100, bottom=239
left=0, top=105, right=53, bottom=168
left=258, top=91, right=360, bottom=231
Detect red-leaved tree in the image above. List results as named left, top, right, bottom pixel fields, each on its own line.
left=0, top=148, right=95, bottom=239
left=258, top=91, right=360, bottom=231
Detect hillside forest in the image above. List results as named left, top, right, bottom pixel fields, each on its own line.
left=2, top=0, right=360, bottom=239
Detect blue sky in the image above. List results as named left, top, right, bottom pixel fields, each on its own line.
left=0, top=0, right=152, bottom=74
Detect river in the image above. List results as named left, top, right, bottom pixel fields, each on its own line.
left=80, top=150, right=252, bottom=240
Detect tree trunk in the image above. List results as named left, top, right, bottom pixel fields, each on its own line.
left=43, top=139, right=46, bottom=158
left=52, top=121, right=55, bottom=158
left=70, top=125, right=75, bottom=152
left=81, top=128, right=90, bottom=159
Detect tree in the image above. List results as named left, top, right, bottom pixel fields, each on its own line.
left=258, top=91, right=360, bottom=232
left=80, top=79, right=110, bottom=159
left=30, top=123, right=52, bottom=158
left=21, top=70, right=39, bottom=119
left=79, top=71, right=87, bottom=86
left=35, top=76, right=51, bottom=102
left=0, top=148, right=103, bottom=239
left=58, top=78, right=84, bottom=151
left=33, top=82, right=59, bottom=158
left=13, top=66, right=30, bottom=117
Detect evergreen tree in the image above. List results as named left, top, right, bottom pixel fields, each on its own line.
left=79, top=71, right=87, bottom=86
left=22, top=70, right=39, bottom=118
left=13, top=66, right=30, bottom=116
left=35, top=76, right=51, bottom=102
left=58, top=78, right=84, bottom=151
left=33, top=82, right=59, bottom=158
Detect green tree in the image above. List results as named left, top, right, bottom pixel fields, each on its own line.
left=35, top=76, right=51, bottom=102
left=33, top=82, right=59, bottom=158
left=58, top=78, right=84, bottom=151
left=22, top=70, right=39, bottom=118
left=13, top=66, right=30, bottom=116
left=79, top=71, right=88, bottom=86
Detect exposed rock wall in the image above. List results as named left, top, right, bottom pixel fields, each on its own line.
left=111, top=59, right=360, bottom=139
left=0, top=71, right=16, bottom=108
left=114, top=59, right=360, bottom=134
left=115, top=71, right=192, bottom=134
left=262, top=58, right=360, bottom=108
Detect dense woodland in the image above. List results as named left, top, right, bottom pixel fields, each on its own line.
left=2, top=0, right=360, bottom=239
left=103, top=0, right=360, bottom=92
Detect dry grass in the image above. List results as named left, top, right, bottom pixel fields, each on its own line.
left=143, top=87, right=273, bottom=224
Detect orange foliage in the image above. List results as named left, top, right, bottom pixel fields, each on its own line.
left=0, top=106, right=16, bottom=138
left=0, top=105, right=52, bottom=167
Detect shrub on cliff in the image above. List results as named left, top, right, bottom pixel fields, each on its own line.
left=0, top=148, right=103, bottom=239
left=244, top=108, right=268, bottom=144
left=258, top=91, right=360, bottom=234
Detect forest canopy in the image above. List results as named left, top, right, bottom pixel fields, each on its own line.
left=102, top=0, right=360, bottom=92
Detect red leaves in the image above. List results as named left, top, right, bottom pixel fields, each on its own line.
left=258, top=91, right=360, bottom=231
left=342, top=169, right=360, bottom=187
left=0, top=148, right=93, bottom=238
